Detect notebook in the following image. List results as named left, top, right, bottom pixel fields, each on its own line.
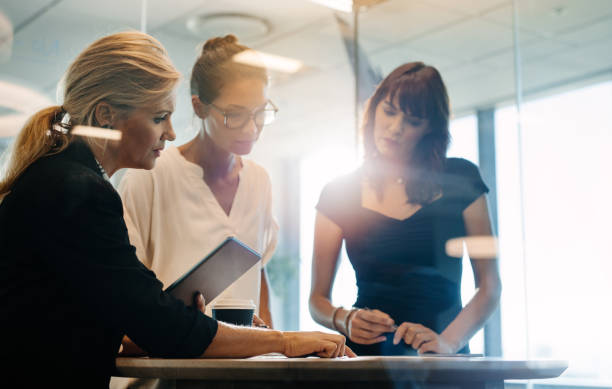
left=165, top=237, right=261, bottom=306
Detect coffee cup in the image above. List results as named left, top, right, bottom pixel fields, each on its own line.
left=211, top=298, right=255, bottom=326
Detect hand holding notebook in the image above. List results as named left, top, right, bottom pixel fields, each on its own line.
left=165, top=237, right=261, bottom=307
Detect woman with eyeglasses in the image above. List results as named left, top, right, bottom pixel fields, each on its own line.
left=118, top=35, right=279, bottom=330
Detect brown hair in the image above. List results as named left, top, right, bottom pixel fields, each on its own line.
left=0, top=31, right=180, bottom=197
left=190, top=34, right=267, bottom=103
left=362, top=62, right=450, bottom=204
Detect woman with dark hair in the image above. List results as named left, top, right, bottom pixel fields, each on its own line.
left=309, top=62, right=501, bottom=356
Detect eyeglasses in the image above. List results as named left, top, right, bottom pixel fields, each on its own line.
left=204, top=99, right=278, bottom=130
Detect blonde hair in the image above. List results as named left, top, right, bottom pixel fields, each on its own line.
left=0, top=30, right=180, bottom=197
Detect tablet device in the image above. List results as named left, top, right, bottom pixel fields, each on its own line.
left=165, top=237, right=261, bottom=306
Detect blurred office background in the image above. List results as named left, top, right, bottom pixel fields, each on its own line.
left=1, top=0, right=611, bottom=387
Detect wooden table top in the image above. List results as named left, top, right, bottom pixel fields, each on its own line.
left=115, top=355, right=568, bottom=382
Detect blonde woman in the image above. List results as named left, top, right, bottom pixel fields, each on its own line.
left=119, top=35, right=278, bottom=327
left=0, top=31, right=352, bottom=389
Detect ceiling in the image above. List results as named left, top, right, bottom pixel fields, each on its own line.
left=1, top=0, right=611, bottom=160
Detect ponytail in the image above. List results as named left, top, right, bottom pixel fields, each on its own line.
left=0, top=105, right=70, bottom=197
left=0, top=30, right=180, bottom=199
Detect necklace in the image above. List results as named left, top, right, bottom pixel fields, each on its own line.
left=94, top=158, right=110, bottom=181
left=396, top=177, right=405, bottom=185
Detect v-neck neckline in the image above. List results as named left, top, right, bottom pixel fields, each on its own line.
left=360, top=202, right=430, bottom=222
left=172, top=146, right=246, bottom=220
left=358, top=171, right=444, bottom=222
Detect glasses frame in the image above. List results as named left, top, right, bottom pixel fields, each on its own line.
left=204, top=99, right=278, bottom=130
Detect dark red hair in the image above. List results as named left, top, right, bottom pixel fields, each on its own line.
left=362, top=62, right=450, bottom=204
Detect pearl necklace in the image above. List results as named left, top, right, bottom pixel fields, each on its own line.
left=94, top=158, right=110, bottom=181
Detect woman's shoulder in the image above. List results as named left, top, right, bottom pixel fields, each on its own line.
left=315, top=169, right=362, bottom=226
left=441, top=157, right=489, bottom=201
left=442, top=157, right=485, bottom=184
left=319, top=168, right=362, bottom=203
left=15, top=151, right=118, bottom=214
left=324, top=168, right=362, bottom=190
left=444, top=157, right=480, bottom=175
left=242, top=158, right=272, bottom=187
left=242, top=158, right=269, bottom=177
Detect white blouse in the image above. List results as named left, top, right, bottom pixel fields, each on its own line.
left=118, top=146, right=278, bottom=315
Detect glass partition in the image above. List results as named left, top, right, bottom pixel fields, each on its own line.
left=2, top=1, right=612, bottom=386
left=498, top=0, right=612, bottom=385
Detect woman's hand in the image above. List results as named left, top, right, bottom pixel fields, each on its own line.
left=282, top=331, right=356, bottom=358
left=194, top=291, right=206, bottom=314
left=346, top=309, right=396, bottom=345
left=252, top=314, right=270, bottom=328
left=393, top=322, right=455, bottom=354
left=119, top=335, right=146, bottom=356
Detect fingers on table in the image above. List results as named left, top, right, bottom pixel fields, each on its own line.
left=317, top=340, right=339, bottom=358
left=412, top=331, right=435, bottom=350
left=318, top=334, right=348, bottom=358
left=345, top=345, right=357, bottom=357
left=393, top=322, right=433, bottom=347
left=418, top=340, right=441, bottom=354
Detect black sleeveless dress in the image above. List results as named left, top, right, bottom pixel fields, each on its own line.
left=316, top=158, right=489, bottom=355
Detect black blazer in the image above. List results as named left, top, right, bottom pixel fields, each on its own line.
left=0, top=140, right=217, bottom=388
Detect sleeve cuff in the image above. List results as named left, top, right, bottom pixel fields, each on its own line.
left=170, top=313, right=219, bottom=358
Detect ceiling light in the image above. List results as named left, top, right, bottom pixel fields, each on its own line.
left=186, top=13, right=271, bottom=42
left=309, top=0, right=353, bottom=12
left=0, top=81, right=52, bottom=113
left=0, top=81, right=53, bottom=137
left=308, top=0, right=388, bottom=13
left=0, top=113, right=28, bottom=138
left=233, top=50, right=303, bottom=74
left=0, top=11, right=12, bottom=63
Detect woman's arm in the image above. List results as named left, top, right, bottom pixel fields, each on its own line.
left=309, top=212, right=394, bottom=343
left=438, top=195, right=501, bottom=352
left=309, top=211, right=346, bottom=330
left=256, top=168, right=277, bottom=329
left=119, top=291, right=354, bottom=358
left=258, top=268, right=273, bottom=328
left=202, top=324, right=354, bottom=358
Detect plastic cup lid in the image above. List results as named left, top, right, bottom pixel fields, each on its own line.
left=212, top=298, right=255, bottom=309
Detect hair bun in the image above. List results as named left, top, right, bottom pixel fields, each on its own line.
left=203, top=34, right=239, bottom=51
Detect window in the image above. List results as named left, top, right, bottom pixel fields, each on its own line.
left=299, top=147, right=358, bottom=332
left=497, top=81, right=612, bottom=386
